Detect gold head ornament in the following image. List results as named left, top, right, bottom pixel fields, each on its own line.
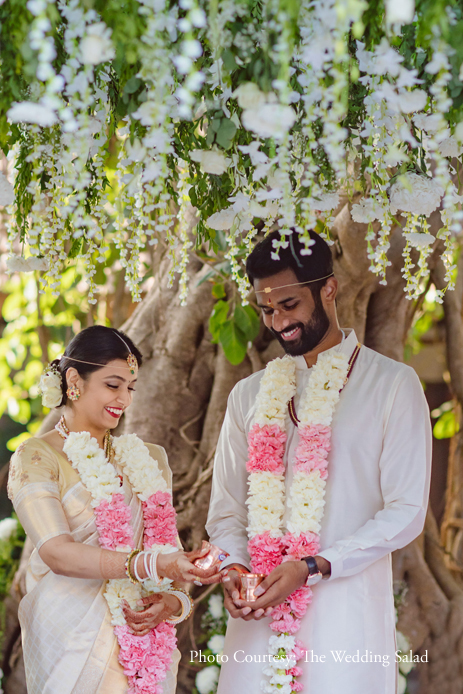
left=61, top=331, right=139, bottom=377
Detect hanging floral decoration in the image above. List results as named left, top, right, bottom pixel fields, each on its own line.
left=1, top=0, right=463, bottom=304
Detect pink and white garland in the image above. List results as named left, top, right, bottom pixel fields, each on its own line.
left=63, top=432, right=178, bottom=694
left=246, top=351, right=349, bottom=694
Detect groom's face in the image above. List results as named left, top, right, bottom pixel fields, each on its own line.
left=254, top=268, right=331, bottom=356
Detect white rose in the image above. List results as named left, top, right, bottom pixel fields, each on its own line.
left=6, top=255, right=32, bottom=272
left=39, top=371, right=62, bottom=392
left=397, top=89, right=427, bottom=113
left=208, top=593, right=224, bottom=620
left=0, top=517, right=18, bottom=542
left=206, top=208, right=237, bottom=230
left=0, top=173, right=14, bottom=207
left=350, top=198, right=384, bottom=224
left=80, top=23, right=115, bottom=65
left=249, top=200, right=279, bottom=219
left=7, top=101, right=57, bottom=126
left=389, top=172, right=444, bottom=216
left=397, top=673, right=407, bottom=694
left=42, top=386, right=63, bottom=409
left=439, top=136, right=463, bottom=158
left=311, top=192, right=340, bottom=212
left=425, top=52, right=450, bottom=75
left=396, top=630, right=410, bottom=654
left=241, top=104, right=296, bottom=140
left=399, top=656, right=415, bottom=675
left=190, top=149, right=230, bottom=175
left=385, top=0, right=415, bottom=24
left=234, top=82, right=267, bottom=110
left=195, top=665, right=220, bottom=694
left=405, top=232, right=435, bottom=248
left=39, top=370, right=63, bottom=408
left=413, top=113, right=442, bottom=134
left=27, top=256, right=49, bottom=271
left=207, top=634, right=225, bottom=655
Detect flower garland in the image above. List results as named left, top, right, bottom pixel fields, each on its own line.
left=246, top=350, right=350, bottom=693
left=62, top=431, right=178, bottom=694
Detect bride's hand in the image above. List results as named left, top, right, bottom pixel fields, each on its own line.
left=157, top=550, right=223, bottom=585
left=122, top=594, right=180, bottom=636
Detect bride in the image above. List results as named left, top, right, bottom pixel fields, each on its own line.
left=7, top=325, right=221, bottom=694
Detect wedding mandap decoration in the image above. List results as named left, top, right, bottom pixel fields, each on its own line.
left=0, top=0, right=462, bottom=306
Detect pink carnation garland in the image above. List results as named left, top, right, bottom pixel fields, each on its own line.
left=246, top=421, right=332, bottom=693
left=95, top=487, right=178, bottom=693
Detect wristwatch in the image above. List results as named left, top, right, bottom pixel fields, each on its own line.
left=301, top=556, right=323, bottom=586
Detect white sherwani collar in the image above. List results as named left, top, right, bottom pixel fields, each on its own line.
left=293, top=328, right=359, bottom=371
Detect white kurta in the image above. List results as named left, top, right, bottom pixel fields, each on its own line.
left=206, top=329, right=432, bottom=694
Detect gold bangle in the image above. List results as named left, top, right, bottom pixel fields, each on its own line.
left=125, top=548, right=141, bottom=584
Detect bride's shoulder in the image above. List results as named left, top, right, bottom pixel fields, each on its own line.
left=143, top=441, right=168, bottom=464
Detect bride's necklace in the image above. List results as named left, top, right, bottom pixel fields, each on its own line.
left=55, top=415, right=112, bottom=458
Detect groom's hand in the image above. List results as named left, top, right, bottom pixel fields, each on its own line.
left=222, top=565, right=273, bottom=621
left=222, top=565, right=249, bottom=618
left=242, top=558, right=326, bottom=612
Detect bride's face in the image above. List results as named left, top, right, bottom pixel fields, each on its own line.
left=66, top=359, right=137, bottom=429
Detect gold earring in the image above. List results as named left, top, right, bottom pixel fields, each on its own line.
left=67, top=384, right=81, bottom=401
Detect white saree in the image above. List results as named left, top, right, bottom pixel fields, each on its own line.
left=206, top=329, right=432, bottom=694
left=8, top=438, right=181, bottom=694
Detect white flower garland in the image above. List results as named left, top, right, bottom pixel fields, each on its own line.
left=63, top=431, right=174, bottom=625
left=246, top=348, right=351, bottom=693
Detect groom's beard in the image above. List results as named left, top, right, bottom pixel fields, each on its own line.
left=271, top=296, right=330, bottom=356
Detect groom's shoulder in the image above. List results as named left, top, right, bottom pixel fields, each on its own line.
left=359, top=344, right=417, bottom=380
left=228, top=367, right=266, bottom=407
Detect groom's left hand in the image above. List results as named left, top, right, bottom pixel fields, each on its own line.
left=238, top=560, right=308, bottom=614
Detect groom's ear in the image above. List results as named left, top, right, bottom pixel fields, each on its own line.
left=321, top=277, right=338, bottom=304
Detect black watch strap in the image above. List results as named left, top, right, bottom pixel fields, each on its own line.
left=302, top=556, right=319, bottom=574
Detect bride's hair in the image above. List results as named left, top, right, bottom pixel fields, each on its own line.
left=50, top=325, right=143, bottom=407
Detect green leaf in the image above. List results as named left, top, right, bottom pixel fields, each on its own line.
left=123, top=77, right=142, bottom=95
left=205, top=126, right=215, bottom=147
left=234, top=304, right=260, bottom=342
left=68, top=237, right=84, bottom=259
left=222, top=49, right=237, bottom=72
left=218, top=320, right=247, bottom=365
left=433, top=410, right=460, bottom=439
left=189, top=186, right=198, bottom=207
left=216, top=119, right=237, bottom=150
left=212, top=283, right=226, bottom=299
left=208, top=300, right=229, bottom=342
left=210, top=117, right=222, bottom=133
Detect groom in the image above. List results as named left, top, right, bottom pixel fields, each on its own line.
left=206, top=229, right=432, bottom=692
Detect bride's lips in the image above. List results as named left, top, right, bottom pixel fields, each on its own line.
left=105, top=407, right=123, bottom=419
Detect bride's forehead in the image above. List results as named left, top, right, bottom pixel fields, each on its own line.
left=92, top=360, right=133, bottom=378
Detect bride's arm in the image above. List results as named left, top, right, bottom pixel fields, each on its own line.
left=39, top=534, right=131, bottom=579
left=39, top=534, right=223, bottom=583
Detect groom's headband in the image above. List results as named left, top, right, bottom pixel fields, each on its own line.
left=255, top=273, right=334, bottom=303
